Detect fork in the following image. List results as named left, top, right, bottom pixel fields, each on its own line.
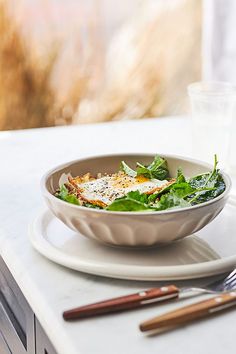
left=63, top=269, right=236, bottom=320
left=180, top=268, right=236, bottom=295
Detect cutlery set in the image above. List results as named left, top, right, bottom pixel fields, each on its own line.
left=63, top=268, right=236, bottom=332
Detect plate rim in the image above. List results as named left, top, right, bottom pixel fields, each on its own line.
left=29, top=198, right=236, bottom=281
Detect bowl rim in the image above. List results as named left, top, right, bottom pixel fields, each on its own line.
left=41, top=153, right=232, bottom=216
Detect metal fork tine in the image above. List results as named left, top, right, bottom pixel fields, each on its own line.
left=225, top=278, right=236, bottom=289
left=224, top=274, right=236, bottom=285
left=221, top=276, right=236, bottom=289
left=223, top=278, right=236, bottom=288
left=206, top=274, right=229, bottom=288
left=225, top=269, right=236, bottom=282
left=205, top=269, right=236, bottom=291
left=224, top=279, right=236, bottom=288
left=182, top=269, right=236, bottom=295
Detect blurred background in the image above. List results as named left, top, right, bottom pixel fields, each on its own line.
left=0, top=0, right=202, bottom=130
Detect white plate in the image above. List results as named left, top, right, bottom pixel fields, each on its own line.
left=29, top=196, right=236, bottom=280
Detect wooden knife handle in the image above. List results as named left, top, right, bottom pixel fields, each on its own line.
left=63, top=285, right=179, bottom=320
left=140, top=291, right=236, bottom=332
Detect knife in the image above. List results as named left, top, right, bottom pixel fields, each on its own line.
left=139, top=291, right=236, bottom=332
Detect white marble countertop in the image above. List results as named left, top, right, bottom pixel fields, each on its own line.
left=0, top=116, right=235, bottom=354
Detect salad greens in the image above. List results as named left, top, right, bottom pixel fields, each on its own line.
left=106, top=191, right=152, bottom=212
left=56, top=184, right=79, bottom=205
left=188, top=155, right=225, bottom=205
left=120, top=155, right=169, bottom=180
left=56, top=154, right=226, bottom=212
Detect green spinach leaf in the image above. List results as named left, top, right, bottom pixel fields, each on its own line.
left=176, top=168, right=186, bottom=183
left=120, top=161, right=137, bottom=177
left=83, top=202, right=103, bottom=209
left=56, top=184, right=80, bottom=205
left=107, top=191, right=152, bottom=211
left=188, top=155, right=225, bottom=204
left=153, top=191, right=191, bottom=211
left=136, top=156, right=169, bottom=180
left=120, top=156, right=169, bottom=180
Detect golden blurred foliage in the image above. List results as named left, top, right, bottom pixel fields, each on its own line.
left=75, top=0, right=202, bottom=123
left=0, top=0, right=201, bottom=130
left=0, top=0, right=57, bottom=130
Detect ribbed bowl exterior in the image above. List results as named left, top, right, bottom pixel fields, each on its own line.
left=41, top=154, right=231, bottom=247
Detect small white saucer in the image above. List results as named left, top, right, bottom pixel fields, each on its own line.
left=29, top=196, right=236, bottom=281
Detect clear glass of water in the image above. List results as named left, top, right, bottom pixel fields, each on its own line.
left=188, top=81, right=236, bottom=169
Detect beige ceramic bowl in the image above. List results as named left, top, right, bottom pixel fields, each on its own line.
left=41, top=154, right=231, bottom=247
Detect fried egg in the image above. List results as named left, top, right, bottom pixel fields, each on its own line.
left=71, top=173, right=171, bottom=207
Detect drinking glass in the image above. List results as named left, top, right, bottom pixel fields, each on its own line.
left=188, top=81, right=236, bottom=170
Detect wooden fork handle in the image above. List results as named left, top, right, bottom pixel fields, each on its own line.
left=140, top=291, right=236, bottom=332
left=63, top=285, right=179, bottom=320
